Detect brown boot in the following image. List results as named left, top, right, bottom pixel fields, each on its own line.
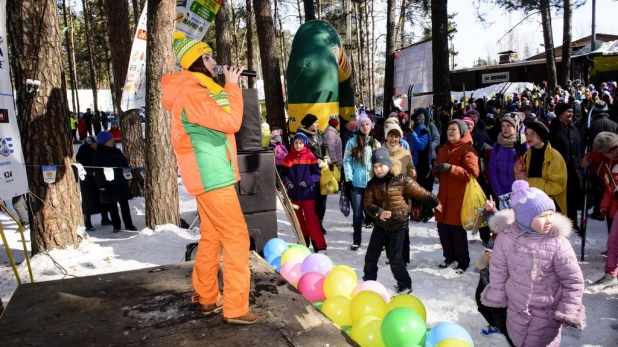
left=224, top=311, right=260, bottom=325
left=200, top=297, right=224, bottom=316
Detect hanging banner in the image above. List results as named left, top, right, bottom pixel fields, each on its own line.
left=0, top=0, right=29, bottom=200
left=120, top=0, right=221, bottom=111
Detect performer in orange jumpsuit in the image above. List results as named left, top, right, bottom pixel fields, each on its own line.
left=162, top=32, right=258, bottom=324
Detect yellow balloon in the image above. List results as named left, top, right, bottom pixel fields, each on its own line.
left=435, top=338, right=472, bottom=347
left=331, top=265, right=358, bottom=281
left=323, top=269, right=358, bottom=299
left=350, top=291, right=387, bottom=323
left=280, top=247, right=309, bottom=267
left=350, top=316, right=385, bottom=347
left=386, top=294, right=427, bottom=321
left=321, top=295, right=353, bottom=327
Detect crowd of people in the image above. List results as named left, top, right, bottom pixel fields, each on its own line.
left=69, top=108, right=116, bottom=142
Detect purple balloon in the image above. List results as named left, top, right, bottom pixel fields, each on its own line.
left=301, top=253, right=333, bottom=276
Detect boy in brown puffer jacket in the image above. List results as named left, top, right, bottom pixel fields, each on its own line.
left=363, top=147, right=442, bottom=293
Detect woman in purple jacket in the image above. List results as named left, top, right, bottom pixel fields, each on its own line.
left=481, top=181, right=585, bottom=347
left=489, top=112, right=528, bottom=198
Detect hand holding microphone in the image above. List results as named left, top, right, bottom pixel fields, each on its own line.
left=216, top=65, right=257, bottom=84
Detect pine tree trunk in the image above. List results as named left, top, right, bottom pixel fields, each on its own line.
left=354, top=3, right=365, bottom=105
left=144, top=0, right=180, bottom=228
left=68, top=0, right=81, bottom=113
left=131, top=0, right=140, bottom=27
left=540, top=0, right=558, bottom=93
left=62, top=0, right=78, bottom=114
left=253, top=0, right=287, bottom=135
left=430, top=0, right=451, bottom=110
left=104, top=0, right=145, bottom=197
left=231, top=4, right=240, bottom=65
left=216, top=0, right=233, bottom=65
left=274, top=0, right=287, bottom=83
left=83, top=0, right=99, bottom=112
left=560, top=0, right=572, bottom=86
left=296, top=0, right=303, bottom=25
left=395, top=0, right=407, bottom=48
left=8, top=0, right=83, bottom=254
left=363, top=1, right=371, bottom=107
left=246, top=0, right=255, bottom=88
left=317, top=0, right=321, bottom=20
left=369, top=0, right=376, bottom=110
left=304, top=0, right=316, bottom=21
left=383, top=0, right=396, bottom=113
left=97, top=0, right=118, bottom=114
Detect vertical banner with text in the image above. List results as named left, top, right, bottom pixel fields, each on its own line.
left=120, top=0, right=221, bottom=111
left=0, top=0, right=29, bottom=200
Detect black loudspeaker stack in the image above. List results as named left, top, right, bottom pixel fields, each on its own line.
left=233, top=89, right=278, bottom=254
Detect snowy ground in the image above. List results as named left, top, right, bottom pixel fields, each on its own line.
left=1, top=180, right=617, bottom=346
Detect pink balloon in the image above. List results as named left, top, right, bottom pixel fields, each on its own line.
left=354, top=280, right=390, bottom=303
left=281, top=261, right=303, bottom=285
left=297, top=272, right=326, bottom=302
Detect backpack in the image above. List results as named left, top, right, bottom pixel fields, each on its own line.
left=274, top=143, right=288, bottom=166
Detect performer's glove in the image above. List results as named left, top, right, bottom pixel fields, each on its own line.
left=299, top=181, right=307, bottom=188
left=286, top=183, right=294, bottom=190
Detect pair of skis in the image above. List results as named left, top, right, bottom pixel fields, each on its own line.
left=580, top=107, right=595, bottom=261
left=275, top=169, right=307, bottom=247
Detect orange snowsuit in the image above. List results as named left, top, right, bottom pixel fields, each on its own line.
left=162, top=70, right=250, bottom=318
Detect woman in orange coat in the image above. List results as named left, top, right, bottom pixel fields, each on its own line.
left=432, top=119, right=480, bottom=274
left=162, top=32, right=257, bottom=324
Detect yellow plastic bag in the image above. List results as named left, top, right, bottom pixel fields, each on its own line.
left=461, top=178, right=488, bottom=230
left=332, top=165, right=341, bottom=182
left=320, top=166, right=339, bottom=195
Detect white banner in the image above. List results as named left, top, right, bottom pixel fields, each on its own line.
left=393, top=40, right=433, bottom=96
left=0, top=0, right=28, bottom=200
left=120, top=0, right=221, bottom=111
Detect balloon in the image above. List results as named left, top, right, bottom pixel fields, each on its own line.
left=435, top=339, right=472, bottom=347
left=313, top=300, right=324, bottom=310
left=380, top=307, right=426, bottom=347
left=323, top=269, right=358, bottom=299
left=321, top=295, right=353, bottom=327
left=331, top=264, right=357, bottom=280
left=386, top=294, right=427, bottom=321
left=350, top=290, right=387, bottom=323
left=350, top=316, right=384, bottom=347
left=297, top=272, right=326, bottom=302
left=263, top=238, right=289, bottom=260
left=341, top=326, right=352, bottom=335
left=281, top=247, right=310, bottom=267
left=280, top=261, right=303, bottom=286
left=268, top=256, right=282, bottom=272
left=288, top=244, right=312, bottom=255
left=354, top=280, right=390, bottom=303
left=301, top=253, right=334, bottom=276
left=424, top=322, right=474, bottom=347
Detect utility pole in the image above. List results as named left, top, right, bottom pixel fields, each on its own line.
left=591, top=0, right=596, bottom=51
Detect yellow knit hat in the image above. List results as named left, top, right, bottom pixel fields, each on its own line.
left=172, top=32, right=212, bottom=69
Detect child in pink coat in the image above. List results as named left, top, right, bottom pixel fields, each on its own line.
left=481, top=180, right=585, bottom=347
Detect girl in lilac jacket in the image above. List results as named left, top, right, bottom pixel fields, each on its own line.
left=482, top=181, right=585, bottom=347
left=488, top=113, right=528, bottom=197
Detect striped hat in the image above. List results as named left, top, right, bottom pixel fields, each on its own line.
left=172, top=32, right=212, bottom=70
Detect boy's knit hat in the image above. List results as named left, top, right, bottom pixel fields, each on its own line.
left=593, top=132, right=618, bottom=154
left=111, top=119, right=119, bottom=126
left=384, top=122, right=403, bottom=138
left=301, top=113, right=319, bottom=127
left=447, top=119, right=468, bottom=138
left=96, top=131, right=113, bottom=145
left=293, top=132, right=309, bottom=146
left=511, top=180, right=555, bottom=229
left=173, top=32, right=212, bottom=69
left=591, top=101, right=609, bottom=114
left=371, top=147, right=392, bottom=168
left=500, top=112, right=524, bottom=129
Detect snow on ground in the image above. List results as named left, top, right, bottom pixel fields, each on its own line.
left=1, top=180, right=617, bottom=346
left=451, top=82, right=536, bottom=101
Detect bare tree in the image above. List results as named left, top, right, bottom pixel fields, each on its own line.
left=560, top=0, right=572, bottom=86
left=8, top=0, right=83, bottom=254
left=104, top=0, right=145, bottom=196
left=62, top=0, right=79, bottom=114
left=96, top=0, right=118, bottom=114
left=383, top=0, right=396, bottom=113
left=216, top=0, right=233, bottom=64
left=82, top=0, right=99, bottom=112
left=144, top=0, right=180, bottom=228
left=131, top=0, right=140, bottom=26
left=254, top=0, right=287, bottom=133
left=304, top=0, right=316, bottom=21
left=431, top=0, right=451, bottom=110
left=246, top=0, right=256, bottom=88
left=540, top=0, right=558, bottom=92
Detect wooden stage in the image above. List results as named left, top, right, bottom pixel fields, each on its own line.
left=0, top=252, right=356, bottom=347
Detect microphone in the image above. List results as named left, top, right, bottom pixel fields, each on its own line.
left=215, top=65, right=257, bottom=78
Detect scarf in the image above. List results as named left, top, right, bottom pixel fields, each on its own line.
left=497, top=133, right=518, bottom=148
left=191, top=72, right=231, bottom=113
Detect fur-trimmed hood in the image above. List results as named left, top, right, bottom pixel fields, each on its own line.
left=488, top=209, right=573, bottom=238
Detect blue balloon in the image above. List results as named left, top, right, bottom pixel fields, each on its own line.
left=268, top=256, right=282, bottom=272
left=264, top=238, right=289, bottom=260
left=424, top=322, right=474, bottom=347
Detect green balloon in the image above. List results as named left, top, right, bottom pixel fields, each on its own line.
left=288, top=244, right=312, bottom=256
left=314, top=300, right=324, bottom=310
left=380, top=308, right=427, bottom=347
left=341, top=325, right=352, bottom=335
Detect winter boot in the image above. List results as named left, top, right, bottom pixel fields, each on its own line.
left=439, top=260, right=454, bottom=269
left=125, top=225, right=138, bottom=231
left=395, top=283, right=412, bottom=294
left=589, top=274, right=618, bottom=292
left=224, top=311, right=260, bottom=325
left=350, top=243, right=360, bottom=251
left=481, top=325, right=502, bottom=336
left=201, top=297, right=224, bottom=316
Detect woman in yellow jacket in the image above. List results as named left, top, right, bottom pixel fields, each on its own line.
left=515, top=120, right=567, bottom=214
left=162, top=32, right=258, bottom=324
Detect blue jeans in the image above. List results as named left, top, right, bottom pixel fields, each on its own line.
left=351, top=186, right=366, bottom=244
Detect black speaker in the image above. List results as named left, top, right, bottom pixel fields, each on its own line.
left=235, top=89, right=263, bottom=151
left=236, top=150, right=277, bottom=214
left=244, top=210, right=278, bottom=254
